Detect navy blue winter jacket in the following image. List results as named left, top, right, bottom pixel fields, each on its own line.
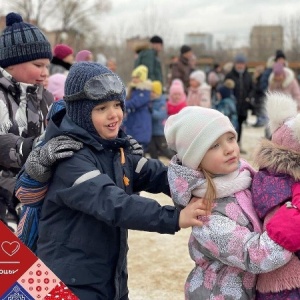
left=37, top=110, right=180, bottom=300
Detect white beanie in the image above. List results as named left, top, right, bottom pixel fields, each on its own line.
left=190, top=70, right=206, bottom=84
left=164, top=107, right=237, bottom=170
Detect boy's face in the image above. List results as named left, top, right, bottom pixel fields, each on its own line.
left=6, top=59, right=50, bottom=85
left=91, top=100, right=123, bottom=140
left=200, top=132, right=240, bottom=175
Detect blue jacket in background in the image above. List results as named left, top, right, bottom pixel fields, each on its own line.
left=150, top=94, right=168, bottom=136
left=123, top=83, right=152, bottom=145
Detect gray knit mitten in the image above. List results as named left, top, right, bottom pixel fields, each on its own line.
left=127, top=135, right=144, bottom=156
left=25, top=136, right=83, bottom=183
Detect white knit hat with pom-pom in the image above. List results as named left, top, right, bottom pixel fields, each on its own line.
left=164, top=106, right=237, bottom=170
left=266, top=92, right=300, bottom=152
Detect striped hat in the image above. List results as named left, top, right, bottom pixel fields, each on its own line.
left=0, top=12, right=52, bottom=68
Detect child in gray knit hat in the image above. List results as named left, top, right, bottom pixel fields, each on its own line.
left=0, top=12, right=54, bottom=232
left=16, top=61, right=209, bottom=299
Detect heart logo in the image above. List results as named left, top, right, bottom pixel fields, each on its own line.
left=1, top=241, right=20, bottom=256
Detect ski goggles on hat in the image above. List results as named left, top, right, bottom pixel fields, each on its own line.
left=64, top=73, right=125, bottom=101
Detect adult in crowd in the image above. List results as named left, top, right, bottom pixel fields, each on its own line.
left=170, top=45, right=194, bottom=93
left=225, top=54, right=254, bottom=153
left=274, top=49, right=288, bottom=66
left=0, top=12, right=53, bottom=231
left=49, top=43, right=74, bottom=75
left=134, top=35, right=164, bottom=84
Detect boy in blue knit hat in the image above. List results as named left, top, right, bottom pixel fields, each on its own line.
left=0, top=12, right=54, bottom=232
left=16, top=62, right=208, bottom=299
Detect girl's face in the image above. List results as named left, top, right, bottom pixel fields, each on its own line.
left=171, top=92, right=182, bottom=103
left=189, top=78, right=200, bottom=88
left=200, top=132, right=240, bottom=175
left=91, top=100, right=123, bottom=139
left=6, top=59, right=50, bottom=85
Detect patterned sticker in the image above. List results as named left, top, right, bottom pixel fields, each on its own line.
left=0, top=222, right=79, bottom=299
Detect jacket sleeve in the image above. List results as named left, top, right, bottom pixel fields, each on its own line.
left=126, top=89, right=150, bottom=111
left=0, top=133, right=34, bottom=169
left=192, top=213, right=292, bottom=274
left=151, top=100, right=167, bottom=121
left=52, top=152, right=178, bottom=234
left=131, top=156, right=170, bottom=195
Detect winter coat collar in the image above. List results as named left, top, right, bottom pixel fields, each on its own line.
left=129, top=79, right=152, bottom=91
left=51, top=56, right=72, bottom=71
left=254, top=138, right=300, bottom=180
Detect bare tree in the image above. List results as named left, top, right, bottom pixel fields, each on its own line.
left=7, top=0, right=57, bottom=27
left=7, top=0, right=111, bottom=51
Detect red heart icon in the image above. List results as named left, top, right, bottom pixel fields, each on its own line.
left=1, top=241, right=20, bottom=256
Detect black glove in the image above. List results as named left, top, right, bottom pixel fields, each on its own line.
left=25, top=135, right=83, bottom=182
left=127, top=135, right=144, bottom=156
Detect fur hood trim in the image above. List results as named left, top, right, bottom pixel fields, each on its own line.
left=268, top=67, right=295, bottom=89
left=266, top=91, right=298, bottom=134
left=129, top=79, right=152, bottom=91
left=254, top=138, right=300, bottom=180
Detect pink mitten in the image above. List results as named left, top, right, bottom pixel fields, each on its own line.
left=266, top=202, right=300, bottom=252
left=292, top=182, right=300, bottom=207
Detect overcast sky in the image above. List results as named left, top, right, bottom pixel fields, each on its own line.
left=98, top=0, right=300, bottom=46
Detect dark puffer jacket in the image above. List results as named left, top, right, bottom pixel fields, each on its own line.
left=225, top=67, right=254, bottom=117
left=37, top=111, right=180, bottom=300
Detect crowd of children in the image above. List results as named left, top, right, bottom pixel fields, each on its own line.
left=2, top=10, right=300, bottom=300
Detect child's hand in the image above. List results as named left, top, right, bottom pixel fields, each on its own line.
left=178, top=197, right=211, bottom=229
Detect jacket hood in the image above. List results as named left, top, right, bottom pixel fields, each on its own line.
left=254, top=138, right=300, bottom=180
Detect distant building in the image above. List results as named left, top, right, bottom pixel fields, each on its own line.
left=250, top=25, right=284, bottom=60
left=184, top=32, right=213, bottom=53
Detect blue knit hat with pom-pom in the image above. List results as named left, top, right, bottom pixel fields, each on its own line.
left=0, top=12, right=52, bottom=68
left=64, top=62, right=126, bottom=134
